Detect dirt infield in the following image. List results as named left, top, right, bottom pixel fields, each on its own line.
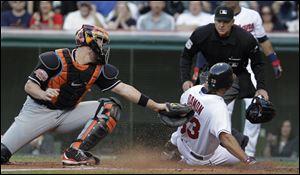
left=1, top=146, right=299, bottom=174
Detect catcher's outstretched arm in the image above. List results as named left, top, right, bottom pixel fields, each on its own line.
left=111, top=82, right=167, bottom=112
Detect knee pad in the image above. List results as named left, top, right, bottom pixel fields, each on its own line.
left=72, top=97, right=122, bottom=151
left=1, top=143, right=12, bottom=164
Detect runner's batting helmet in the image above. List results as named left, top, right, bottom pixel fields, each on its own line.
left=75, top=24, right=110, bottom=64
left=208, top=62, right=234, bottom=91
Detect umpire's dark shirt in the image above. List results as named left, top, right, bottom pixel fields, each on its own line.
left=180, top=23, right=265, bottom=98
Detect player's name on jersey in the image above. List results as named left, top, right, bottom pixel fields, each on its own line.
left=187, top=94, right=204, bottom=115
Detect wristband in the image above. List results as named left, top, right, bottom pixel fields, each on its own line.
left=194, top=67, right=200, bottom=74
left=244, top=157, right=251, bottom=164
left=267, top=52, right=278, bottom=63
left=271, top=59, right=281, bottom=67
left=138, top=94, right=149, bottom=107
left=244, top=156, right=256, bottom=164
left=192, top=67, right=200, bottom=81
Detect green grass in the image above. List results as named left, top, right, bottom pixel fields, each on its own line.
left=273, top=161, right=299, bottom=166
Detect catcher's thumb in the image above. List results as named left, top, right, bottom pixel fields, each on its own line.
left=157, top=103, right=169, bottom=113
left=162, top=103, right=170, bottom=112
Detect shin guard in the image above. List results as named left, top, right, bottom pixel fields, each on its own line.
left=71, top=98, right=122, bottom=151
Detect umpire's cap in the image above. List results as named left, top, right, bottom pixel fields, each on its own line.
left=214, top=5, right=234, bottom=22
left=208, top=62, right=233, bottom=91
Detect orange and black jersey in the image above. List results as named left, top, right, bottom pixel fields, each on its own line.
left=28, top=48, right=121, bottom=110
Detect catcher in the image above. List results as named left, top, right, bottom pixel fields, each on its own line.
left=1, top=24, right=192, bottom=166
left=161, top=63, right=256, bottom=165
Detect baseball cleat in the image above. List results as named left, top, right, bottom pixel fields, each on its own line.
left=160, top=140, right=181, bottom=161
left=1, top=143, right=12, bottom=165
left=62, top=147, right=100, bottom=166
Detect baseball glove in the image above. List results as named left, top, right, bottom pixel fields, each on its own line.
left=158, top=103, right=194, bottom=128
left=246, top=96, right=276, bottom=124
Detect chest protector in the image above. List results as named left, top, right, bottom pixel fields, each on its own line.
left=44, top=49, right=101, bottom=110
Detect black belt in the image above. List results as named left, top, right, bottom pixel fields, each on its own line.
left=190, top=151, right=213, bottom=161
left=190, top=152, right=204, bottom=160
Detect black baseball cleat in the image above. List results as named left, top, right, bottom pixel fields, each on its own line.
left=1, top=143, right=12, bottom=165
left=62, top=147, right=100, bottom=166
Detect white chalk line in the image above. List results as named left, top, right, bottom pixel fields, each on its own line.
left=1, top=167, right=206, bottom=172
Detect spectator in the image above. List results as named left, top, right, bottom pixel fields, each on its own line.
left=52, top=1, right=62, bottom=15
left=1, top=1, right=31, bottom=28
left=239, top=1, right=259, bottom=12
left=272, top=1, right=298, bottom=24
left=1, top=1, right=12, bottom=12
left=26, top=1, right=39, bottom=15
left=60, top=1, right=77, bottom=16
left=92, top=1, right=117, bottom=17
left=106, top=1, right=139, bottom=21
left=206, top=1, right=221, bottom=14
left=176, top=1, right=212, bottom=31
left=260, top=5, right=287, bottom=32
left=126, top=2, right=139, bottom=20
left=63, top=1, right=107, bottom=31
left=137, top=1, right=175, bottom=31
left=201, top=1, right=213, bottom=14
left=164, top=1, right=185, bottom=20
left=263, top=120, right=298, bottom=158
left=30, top=1, right=63, bottom=30
left=107, top=1, right=136, bottom=31
left=286, top=3, right=299, bottom=33
left=132, top=1, right=150, bottom=16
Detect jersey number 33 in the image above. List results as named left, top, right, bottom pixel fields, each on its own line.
left=180, top=117, right=201, bottom=139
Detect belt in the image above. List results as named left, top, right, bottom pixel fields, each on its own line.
left=180, top=138, right=213, bottom=161
left=190, top=151, right=213, bottom=161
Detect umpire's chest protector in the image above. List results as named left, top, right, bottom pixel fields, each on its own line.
left=47, top=48, right=101, bottom=109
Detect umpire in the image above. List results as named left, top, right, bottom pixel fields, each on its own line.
left=180, top=5, right=269, bottom=103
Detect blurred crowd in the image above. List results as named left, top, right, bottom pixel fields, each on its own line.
left=263, top=120, right=299, bottom=158
left=1, top=1, right=299, bottom=33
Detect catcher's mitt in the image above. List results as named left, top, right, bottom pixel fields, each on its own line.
left=158, top=103, right=194, bottom=128
left=246, top=96, right=276, bottom=123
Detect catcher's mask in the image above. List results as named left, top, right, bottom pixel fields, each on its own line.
left=246, top=96, right=276, bottom=123
left=75, top=24, right=110, bottom=65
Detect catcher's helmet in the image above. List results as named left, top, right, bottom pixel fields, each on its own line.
left=208, top=62, right=233, bottom=91
left=75, top=24, right=110, bottom=64
left=246, top=96, right=276, bottom=123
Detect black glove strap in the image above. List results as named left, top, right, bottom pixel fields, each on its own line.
left=138, top=94, right=149, bottom=107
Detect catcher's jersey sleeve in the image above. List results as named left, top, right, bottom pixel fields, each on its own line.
left=95, top=71, right=121, bottom=92
left=28, top=53, right=62, bottom=87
